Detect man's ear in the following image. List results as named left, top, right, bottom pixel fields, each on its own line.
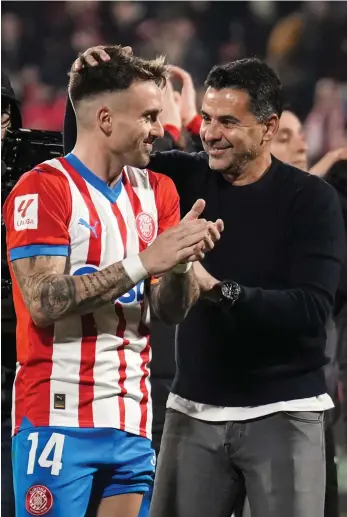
left=262, top=114, right=279, bottom=143
left=97, top=106, right=112, bottom=136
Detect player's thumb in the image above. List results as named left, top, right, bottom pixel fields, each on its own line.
left=183, top=199, right=206, bottom=221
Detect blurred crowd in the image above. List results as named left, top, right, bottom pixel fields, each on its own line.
left=2, top=0, right=347, bottom=163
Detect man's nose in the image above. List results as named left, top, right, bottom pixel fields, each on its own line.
left=152, top=119, right=164, bottom=139
left=203, top=123, right=222, bottom=142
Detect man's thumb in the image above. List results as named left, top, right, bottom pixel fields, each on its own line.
left=183, top=199, right=206, bottom=221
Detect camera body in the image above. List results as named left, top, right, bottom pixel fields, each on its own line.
left=1, top=128, right=63, bottom=299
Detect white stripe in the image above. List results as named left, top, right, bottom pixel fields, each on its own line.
left=46, top=158, right=91, bottom=426
left=117, top=187, right=144, bottom=434
left=87, top=188, right=125, bottom=427
left=49, top=320, right=83, bottom=426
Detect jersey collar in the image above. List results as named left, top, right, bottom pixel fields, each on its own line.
left=64, top=153, right=123, bottom=204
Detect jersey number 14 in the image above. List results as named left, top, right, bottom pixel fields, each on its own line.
left=27, top=432, right=65, bottom=476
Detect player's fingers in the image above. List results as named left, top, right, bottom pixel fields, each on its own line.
left=202, top=234, right=215, bottom=252
left=178, top=229, right=211, bottom=250
left=176, top=219, right=208, bottom=238
left=206, top=223, right=221, bottom=243
left=182, top=199, right=206, bottom=221
left=214, top=219, right=224, bottom=233
left=179, top=246, right=205, bottom=263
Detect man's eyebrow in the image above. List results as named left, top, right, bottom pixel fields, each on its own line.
left=278, top=128, right=291, bottom=134
left=142, top=108, right=162, bottom=116
left=201, top=110, right=241, bottom=124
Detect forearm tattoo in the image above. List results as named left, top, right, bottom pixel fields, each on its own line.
left=12, top=257, right=135, bottom=325
left=150, top=268, right=200, bottom=325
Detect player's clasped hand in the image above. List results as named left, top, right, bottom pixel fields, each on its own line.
left=140, top=199, right=223, bottom=277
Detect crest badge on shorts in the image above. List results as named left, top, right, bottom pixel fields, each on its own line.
left=25, top=485, right=53, bottom=516
left=135, top=212, right=156, bottom=244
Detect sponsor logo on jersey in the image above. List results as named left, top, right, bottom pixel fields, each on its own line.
left=78, top=218, right=99, bottom=238
left=25, top=485, right=53, bottom=516
left=14, top=194, right=38, bottom=231
left=135, top=212, right=156, bottom=244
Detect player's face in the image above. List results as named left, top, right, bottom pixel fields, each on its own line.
left=108, top=81, right=164, bottom=168
left=271, top=111, right=308, bottom=171
left=200, top=88, right=265, bottom=176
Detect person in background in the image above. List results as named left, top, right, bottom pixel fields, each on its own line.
left=1, top=70, right=22, bottom=143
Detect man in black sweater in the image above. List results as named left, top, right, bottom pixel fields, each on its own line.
left=65, top=51, right=345, bottom=517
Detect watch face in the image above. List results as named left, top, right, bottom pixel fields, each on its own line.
left=221, top=281, right=241, bottom=304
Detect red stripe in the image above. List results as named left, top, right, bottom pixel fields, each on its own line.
left=138, top=304, right=150, bottom=437
left=111, top=200, right=129, bottom=430
left=59, top=157, right=101, bottom=426
left=123, top=179, right=146, bottom=253
left=24, top=323, right=55, bottom=430
left=114, top=304, right=130, bottom=430
left=59, top=158, right=102, bottom=266
left=123, top=174, right=151, bottom=435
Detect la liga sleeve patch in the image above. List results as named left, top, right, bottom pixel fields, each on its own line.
left=14, top=194, right=38, bottom=231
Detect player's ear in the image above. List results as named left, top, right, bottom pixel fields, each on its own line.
left=262, top=114, right=279, bottom=143
left=97, top=106, right=112, bottom=136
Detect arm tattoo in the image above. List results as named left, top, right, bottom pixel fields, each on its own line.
left=12, top=257, right=136, bottom=327
left=150, top=269, right=200, bottom=325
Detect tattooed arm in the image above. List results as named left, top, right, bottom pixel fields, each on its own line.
left=150, top=267, right=200, bottom=325
left=11, top=215, right=220, bottom=328
left=12, top=255, right=138, bottom=328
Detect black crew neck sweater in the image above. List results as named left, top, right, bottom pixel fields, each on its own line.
left=148, top=152, right=346, bottom=406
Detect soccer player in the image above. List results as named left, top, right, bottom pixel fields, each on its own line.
left=3, top=47, right=222, bottom=517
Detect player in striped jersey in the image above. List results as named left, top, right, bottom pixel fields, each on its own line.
left=3, top=47, right=223, bottom=517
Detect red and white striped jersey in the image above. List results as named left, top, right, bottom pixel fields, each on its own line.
left=3, top=153, right=180, bottom=438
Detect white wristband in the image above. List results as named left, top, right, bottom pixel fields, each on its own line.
left=172, top=262, right=192, bottom=274
left=122, top=255, right=148, bottom=284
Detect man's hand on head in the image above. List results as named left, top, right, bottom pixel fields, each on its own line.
left=73, top=45, right=133, bottom=71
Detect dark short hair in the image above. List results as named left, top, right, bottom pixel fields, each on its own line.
left=68, top=46, right=168, bottom=105
left=205, top=58, right=284, bottom=121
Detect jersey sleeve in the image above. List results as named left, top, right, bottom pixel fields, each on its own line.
left=149, top=171, right=180, bottom=235
left=3, top=166, right=72, bottom=262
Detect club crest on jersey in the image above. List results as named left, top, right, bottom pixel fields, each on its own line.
left=14, top=194, right=38, bottom=231
left=135, top=212, right=156, bottom=244
left=25, top=485, right=53, bottom=516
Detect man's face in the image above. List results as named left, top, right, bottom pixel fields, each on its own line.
left=200, top=87, right=266, bottom=176
left=105, top=81, right=164, bottom=168
left=271, top=110, right=308, bottom=171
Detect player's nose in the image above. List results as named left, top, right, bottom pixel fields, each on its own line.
left=152, top=119, right=165, bottom=139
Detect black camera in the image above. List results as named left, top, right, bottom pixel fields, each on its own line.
left=1, top=128, right=63, bottom=299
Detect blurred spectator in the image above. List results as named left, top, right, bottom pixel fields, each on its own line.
left=305, top=79, right=346, bottom=163
left=3, top=1, right=346, bottom=133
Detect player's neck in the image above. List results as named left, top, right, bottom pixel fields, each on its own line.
left=72, top=140, right=124, bottom=186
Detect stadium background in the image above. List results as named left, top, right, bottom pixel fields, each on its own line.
left=2, top=0, right=347, bottom=514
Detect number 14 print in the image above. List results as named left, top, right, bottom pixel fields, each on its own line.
left=27, top=432, right=65, bottom=476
